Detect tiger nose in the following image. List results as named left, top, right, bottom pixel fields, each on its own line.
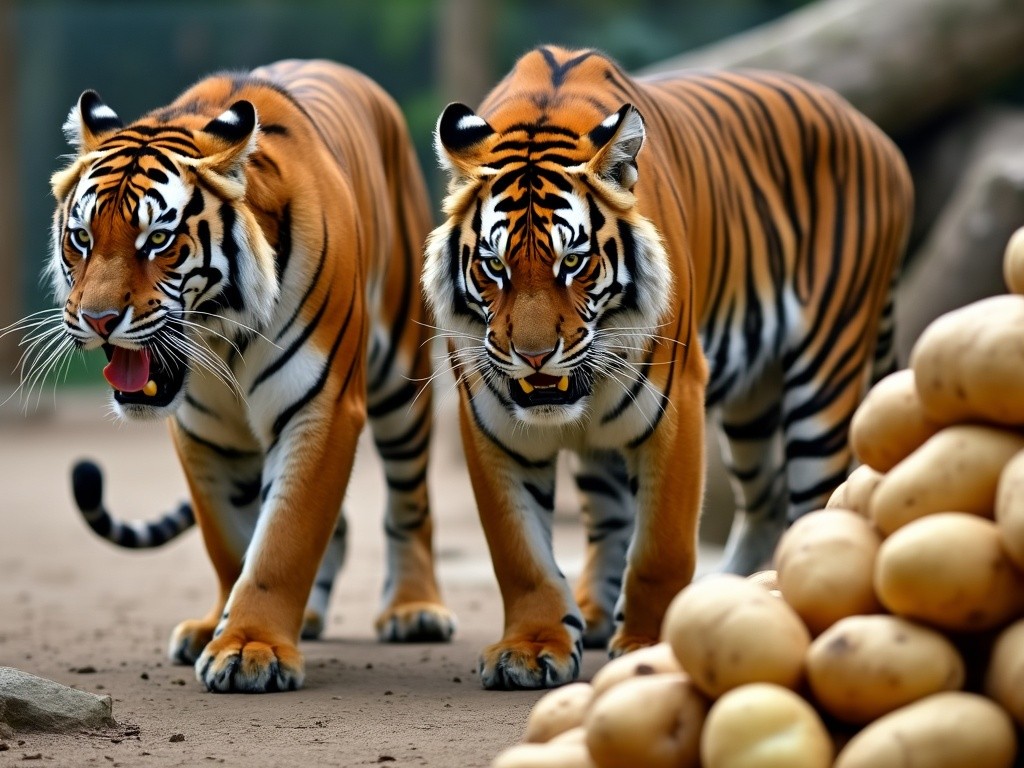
left=514, top=345, right=556, bottom=371
left=81, top=309, right=123, bottom=339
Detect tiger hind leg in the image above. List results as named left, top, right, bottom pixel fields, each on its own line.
left=300, top=512, right=347, bottom=640
left=716, top=369, right=789, bottom=576
left=571, top=450, right=634, bottom=648
left=367, top=347, right=455, bottom=643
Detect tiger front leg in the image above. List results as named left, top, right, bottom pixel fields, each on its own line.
left=195, top=393, right=365, bottom=693
left=610, top=370, right=705, bottom=657
left=459, top=402, right=583, bottom=690
left=167, top=415, right=263, bottom=666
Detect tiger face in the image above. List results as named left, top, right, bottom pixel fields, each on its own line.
left=424, top=104, right=671, bottom=427
left=49, top=91, right=278, bottom=418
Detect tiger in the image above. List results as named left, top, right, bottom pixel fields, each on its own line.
left=46, top=59, right=455, bottom=693
left=423, top=45, right=912, bottom=689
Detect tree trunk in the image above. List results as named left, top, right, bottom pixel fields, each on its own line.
left=639, top=0, right=1024, bottom=137
left=0, top=2, right=23, bottom=397
left=896, top=109, right=1024, bottom=362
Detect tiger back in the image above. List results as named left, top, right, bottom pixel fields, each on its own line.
left=424, top=46, right=911, bottom=689
left=47, top=59, right=454, bottom=692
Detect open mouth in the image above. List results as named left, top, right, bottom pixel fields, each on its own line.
left=102, top=344, right=186, bottom=408
left=508, top=371, right=590, bottom=408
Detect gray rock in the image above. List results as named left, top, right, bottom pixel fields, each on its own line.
left=0, top=667, right=115, bottom=734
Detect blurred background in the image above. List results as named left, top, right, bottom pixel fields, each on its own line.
left=2, top=0, right=1024, bottom=540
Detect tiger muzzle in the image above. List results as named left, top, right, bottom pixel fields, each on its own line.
left=509, top=371, right=589, bottom=408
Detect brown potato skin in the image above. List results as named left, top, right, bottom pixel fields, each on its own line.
left=850, top=369, right=940, bottom=472
left=524, top=682, right=595, bottom=743
left=584, top=673, right=707, bottom=768
left=984, top=618, right=1024, bottom=726
left=995, top=449, right=1024, bottom=571
left=492, top=741, right=598, bottom=768
left=868, top=425, right=1024, bottom=536
left=874, top=513, right=1024, bottom=631
left=910, top=294, right=1024, bottom=426
left=1003, top=225, right=1024, bottom=295
left=662, top=575, right=810, bottom=699
left=806, top=615, right=965, bottom=724
left=775, top=510, right=883, bottom=635
left=589, top=642, right=683, bottom=698
left=825, top=465, right=883, bottom=515
left=700, top=683, right=833, bottom=768
left=832, top=692, right=1017, bottom=768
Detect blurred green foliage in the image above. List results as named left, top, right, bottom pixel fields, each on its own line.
left=13, top=0, right=810, bottom=384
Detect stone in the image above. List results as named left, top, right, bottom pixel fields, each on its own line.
left=0, top=667, right=115, bottom=734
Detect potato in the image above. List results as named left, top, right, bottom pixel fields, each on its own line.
left=524, top=682, right=595, bottom=743
left=492, top=741, right=597, bottom=768
left=590, top=642, right=683, bottom=697
left=910, top=294, right=1024, bottom=426
left=775, top=510, right=882, bottom=635
left=874, top=512, right=1024, bottom=631
left=584, top=673, right=706, bottom=768
left=850, top=369, right=941, bottom=472
left=1003, top=224, right=1024, bottom=294
left=662, top=574, right=810, bottom=698
left=832, top=692, right=1017, bottom=768
left=805, top=615, right=965, bottom=724
left=825, top=465, right=883, bottom=515
left=995, top=449, right=1024, bottom=570
left=549, top=727, right=586, bottom=746
left=700, top=683, right=832, bottom=768
left=984, top=618, right=1024, bottom=726
left=868, top=425, right=1024, bottom=535
left=745, top=569, right=779, bottom=592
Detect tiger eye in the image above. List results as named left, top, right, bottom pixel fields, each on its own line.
left=71, top=228, right=90, bottom=247
left=563, top=253, right=580, bottom=269
left=148, top=231, right=168, bottom=247
left=488, top=257, right=504, bottom=273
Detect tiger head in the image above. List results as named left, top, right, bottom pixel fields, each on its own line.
left=423, top=102, right=672, bottom=427
left=49, top=91, right=278, bottom=419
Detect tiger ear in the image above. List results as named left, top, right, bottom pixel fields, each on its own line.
left=63, top=90, right=123, bottom=153
left=191, top=100, right=259, bottom=198
left=586, top=104, right=645, bottom=192
left=435, top=103, right=496, bottom=177
left=52, top=91, right=121, bottom=200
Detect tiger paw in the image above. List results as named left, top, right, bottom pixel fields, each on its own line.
left=607, top=631, right=658, bottom=659
left=478, top=632, right=582, bottom=690
left=300, top=609, right=325, bottom=640
left=578, top=603, right=615, bottom=649
left=375, top=601, right=457, bottom=642
left=168, top=618, right=217, bottom=665
left=195, top=630, right=304, bottom=693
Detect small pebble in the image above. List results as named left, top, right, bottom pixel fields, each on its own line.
left=169, top=734, right=185, bottom=743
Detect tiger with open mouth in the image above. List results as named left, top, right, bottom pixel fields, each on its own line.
left=38, top=59, right=454, bottom=692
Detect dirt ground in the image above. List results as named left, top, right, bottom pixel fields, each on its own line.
left=0, top=387, right=722, bottom=768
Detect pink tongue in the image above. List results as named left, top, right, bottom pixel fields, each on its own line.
left=102, top=347, right=151, bottom=392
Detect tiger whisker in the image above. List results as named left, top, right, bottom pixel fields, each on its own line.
left=174, top=316, right=247, bottom=363
left=0, top=308, right=65, bottom=340
left=179, top=310, right=283, bottom=350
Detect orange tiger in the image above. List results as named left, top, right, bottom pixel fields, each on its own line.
left=424, top=46, right=912, bottom=689
left=46, top=59, right=454, bottom=692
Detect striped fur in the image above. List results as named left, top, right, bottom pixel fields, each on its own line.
left=49, top=60, right=453, bottom=692
left=424, top=46, right=912, bottom=689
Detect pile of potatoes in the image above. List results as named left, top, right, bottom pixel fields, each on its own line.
left=491, top=228, right=1024, bottom=768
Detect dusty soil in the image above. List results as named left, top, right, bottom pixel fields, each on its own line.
left=0, top=388, right=721, bottom=768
